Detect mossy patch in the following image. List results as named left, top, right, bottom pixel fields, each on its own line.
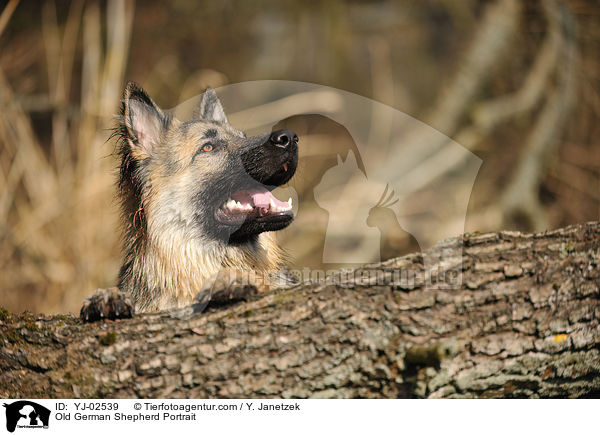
left=0, top=307, right=12, bottom=322
left=272, top=291, right=295, bottom=305
left=99, top=331, right=117, bottom=346
left=22, top=318, right=40, bottom=331
left=3, top=329, right=24, bottom=344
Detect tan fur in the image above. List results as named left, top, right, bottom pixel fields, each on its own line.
left=116, top=83, right=292, bottom=312
left=131, top=231, right=282, bottom=312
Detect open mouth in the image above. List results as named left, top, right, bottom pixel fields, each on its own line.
left=215, top=186, right=293, bottom=226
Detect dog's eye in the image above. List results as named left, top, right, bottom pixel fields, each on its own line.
left=201, top=143, right=213, bottom=152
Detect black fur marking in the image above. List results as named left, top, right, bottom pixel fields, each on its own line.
left=204, top=129, right=218, bottom=138
left=190, top=147, right=204, bottom=164
left=125, top=82, right=156, bottom=109
left=161, top=111, right=173, bottom=131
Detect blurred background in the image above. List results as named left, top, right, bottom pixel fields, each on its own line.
left=0, top=0, right=598, bottom=314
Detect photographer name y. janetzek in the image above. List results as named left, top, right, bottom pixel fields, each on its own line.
left=257, top=403, right=300, bottom=411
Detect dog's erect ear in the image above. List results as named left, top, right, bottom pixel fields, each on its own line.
left=121, top=81, right=167, bottom=159
left=194, top=87, right=228, bottom=123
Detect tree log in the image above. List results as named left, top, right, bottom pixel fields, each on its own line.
left=1, top=221, right=599, bottom=398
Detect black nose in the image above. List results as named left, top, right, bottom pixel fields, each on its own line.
left=270, top=129, right=298, bottom=148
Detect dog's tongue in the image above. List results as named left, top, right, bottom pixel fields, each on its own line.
left=231, top=187, right=288, bottom=209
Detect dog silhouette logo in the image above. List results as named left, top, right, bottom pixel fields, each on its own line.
left=3, top=401, right=50, bottom=432
left=172, top=80, right=481, bottom=285
left=314, top=150, right=381, bottom=263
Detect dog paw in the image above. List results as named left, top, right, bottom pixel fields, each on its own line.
left=209, top=282, right=258, bottom=305
left=193, top=271, right=258, bottom=313
left=80, top=287, right=134, bottom=323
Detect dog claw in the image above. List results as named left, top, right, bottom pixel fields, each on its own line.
left=80, top=287, right=134, bottom=323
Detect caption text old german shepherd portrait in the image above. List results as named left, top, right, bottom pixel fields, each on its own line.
left=80, top=82, right=298, bottom=321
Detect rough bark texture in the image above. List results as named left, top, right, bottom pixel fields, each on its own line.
left=1, top=221, right=599, bottom=399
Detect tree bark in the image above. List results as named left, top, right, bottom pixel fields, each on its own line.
left=1, top=221, right=599, bottom=398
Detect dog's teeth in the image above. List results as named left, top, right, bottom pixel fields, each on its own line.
left=288, top=197, right=292, bottom=208
left=235, top=201, right=244, bottom=210
left=226, top=199, right=236, bottom=210
left=269, top=198, right=277, bottom=211
left=243, top=203, right=253, bottom=211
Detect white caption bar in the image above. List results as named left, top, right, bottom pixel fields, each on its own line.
left=0, top=399, right=597, bottom=435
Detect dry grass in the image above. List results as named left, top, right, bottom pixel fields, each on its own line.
left=0, top=0, right=133, bottom=313
left=0, top=0, right=596, bottom=314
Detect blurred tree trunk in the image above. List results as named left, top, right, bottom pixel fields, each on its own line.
left=0, top=221, right=599, bottom=398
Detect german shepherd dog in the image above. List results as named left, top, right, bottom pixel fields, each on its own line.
left=80, top=82, right=297, bottom=321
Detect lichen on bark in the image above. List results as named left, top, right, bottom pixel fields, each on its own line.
left=1, top=221, right=599, bottom=398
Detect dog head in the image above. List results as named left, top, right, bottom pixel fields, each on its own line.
left=118, top=82, right=298, bottom=244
